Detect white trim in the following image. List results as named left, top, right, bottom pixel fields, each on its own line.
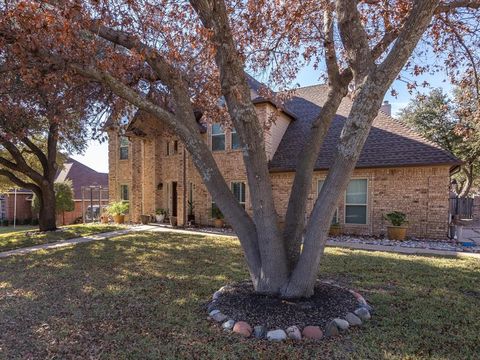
left=344, top=178, right=369, bottom=225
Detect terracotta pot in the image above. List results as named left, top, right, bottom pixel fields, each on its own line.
left=214, top=218, right=224, bottom=228
left=387, top=226, right=408, bottom=240
left=140, top=214, right=150, bottom=225
left=100, top=216, right=109, bottom=224
left=329, top=226, right=342, bottom=237
left=170, top=216, right=177, bottom=227
left=113, top=214, right=125, bottom=224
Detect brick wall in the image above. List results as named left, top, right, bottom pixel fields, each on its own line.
left=108, top=110, right=451, bottom=239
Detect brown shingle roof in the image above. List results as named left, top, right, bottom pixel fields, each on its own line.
left=55, top=158, right=108, bottom=200
left=270, top=85, right=461, bottom=171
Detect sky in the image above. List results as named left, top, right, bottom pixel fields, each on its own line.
left=73, top=62, right=453, bottom=174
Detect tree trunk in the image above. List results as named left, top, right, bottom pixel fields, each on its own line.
left=38, top=184, right=57, bottom=232
left=459, top=163, right=474, bottom=198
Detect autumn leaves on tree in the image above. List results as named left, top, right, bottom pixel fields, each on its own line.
left=0, top=0, right=479, bottom=297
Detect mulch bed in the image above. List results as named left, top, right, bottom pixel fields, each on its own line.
left=213, top=280, right=358, bottom=329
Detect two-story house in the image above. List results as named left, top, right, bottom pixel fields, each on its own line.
left=106, top=78, right=461, bottom=239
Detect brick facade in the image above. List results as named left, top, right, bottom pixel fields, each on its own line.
left=108, top=103, right=453, bottom=239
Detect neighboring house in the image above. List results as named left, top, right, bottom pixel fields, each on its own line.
left=55, top=158, right=109, bottom=225
left=0, top=158, right=108, bottom=225
left=0, top=189, right=33, bottom=224
left=106, top=77, right=461, bottom=239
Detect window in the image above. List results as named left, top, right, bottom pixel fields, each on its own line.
left=317, top=180, right=338, bottom=224
left=231, top=128, right=241, bottom=150
left=211, top=124, right=225, bottom=151
left=119, top=136, right=129, bottom=160
left=173, top=140, right=178, bottom=154
left=231, top=182, right=246, bottom=209
left=120, top=184, right=129, bottom=201
left=166, top=141, right=170, bottom=156
left=345, top=179, right=368, bottom=224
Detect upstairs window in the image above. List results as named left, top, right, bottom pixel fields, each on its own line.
left=211, top=124, right=225, bottom=151
left=231, top=182, right=246, bottom=209
left=317, top=180, right=338, bottom=224
left=166, top=141, right=170, bottom=156
left=345, top=179, right=368, bottom=224
left=119, top=136, right=129, bottom=160
left=120, top=184, right=129, bottom=202
left=231, top=128, right=241, bottom=150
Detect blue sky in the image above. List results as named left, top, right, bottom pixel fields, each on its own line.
left=73, top=63, right=453, bottom=173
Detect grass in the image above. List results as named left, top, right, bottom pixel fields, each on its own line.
left=0, top=223, right=125, bottom=252
left=0, top=231, right=478, bottom=359
left=0, top=225, right=37, bottom=234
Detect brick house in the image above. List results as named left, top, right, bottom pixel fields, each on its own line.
left=0, top=158, right=108, bottom=225
left=106, top=79, right=461, bottom=239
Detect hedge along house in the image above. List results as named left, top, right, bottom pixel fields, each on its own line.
left=106, top=77, right=461, bottom=239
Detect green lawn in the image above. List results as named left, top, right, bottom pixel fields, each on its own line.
left=0, top=231, right=478, bottom=359
left=0, top=224, right=125, bottom=252
left=0, top=225, right=37, bottom=234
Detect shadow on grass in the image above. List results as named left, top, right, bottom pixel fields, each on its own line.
left=0, top=231, right=479, bottom=359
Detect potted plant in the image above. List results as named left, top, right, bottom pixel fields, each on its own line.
left=211, top=206, right=224, bottom=228
left=155, top=208, right=167, bottom=223
left=187, top=201, right=195, bottom=224
left=384, top=211, right=408, bottom=240
left=106, top=201, right=129, bottom=224
left=329, top=222, right=342, bottom=236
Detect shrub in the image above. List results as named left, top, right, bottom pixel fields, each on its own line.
left=155, top=208, right=168, bottom=215
left=106, top=201, right=129, bottom=216
left=384, top=211, right=408, bottom=227
left=210, top=205, right=224, bottom=220
left=1, top=219, right=9, bottom=226
left=31, top=218, right=39, bottom=226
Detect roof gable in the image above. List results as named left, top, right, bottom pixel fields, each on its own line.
left=270, top=85, right=461, bottom=171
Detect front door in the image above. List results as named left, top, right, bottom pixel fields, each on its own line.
left=171, top=182, right=178, bottom=217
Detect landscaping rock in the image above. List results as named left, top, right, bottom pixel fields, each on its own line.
left=333, top=318, right=350, bottom=331
left=360, top=303, right=374, bottom=313
left=302, top=326, right=323, bottom=340
left=286, top=326, right=302, bottom=340
left=233, top=321, right=252, bottom=337
left=345, top=313, right=362, bottom=326
left=209, top=309, right=220, bottom=317
left=207, top=302, right=218, bottom=313
left=266, top=329, right=287, bottom=342
left=325, top=321, right=340, bottom=337
left=253, top=325, right=267, bottom=339
left=222, top=320, right=235, bottom=331
left=212, top=312, right=228, bottom=323
left=354, top=307, right=371, bottom=321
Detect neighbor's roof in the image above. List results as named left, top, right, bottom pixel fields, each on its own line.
left=269, top=84, right=462, bottom=172
left=55, top=158, right=108, bottom=199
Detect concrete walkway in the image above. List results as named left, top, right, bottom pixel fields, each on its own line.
left=1, top=224, right=479, bottom=260
left=0, top=225, right=155, bottom=259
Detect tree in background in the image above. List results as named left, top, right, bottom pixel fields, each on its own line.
left=0, top=69, right=105, bottom=231
left=1, top=0, right=479, bottom=298
left=55, top=180, right=75, bottom=226
left=32, top=180, right=75, bottom=227
left=400, top=88, right=480, bottom=197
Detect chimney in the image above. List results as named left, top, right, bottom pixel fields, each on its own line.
left=380, top=100, right=392, bottom=116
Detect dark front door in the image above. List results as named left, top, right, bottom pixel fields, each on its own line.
left=172, top=182, right=178, bottom=217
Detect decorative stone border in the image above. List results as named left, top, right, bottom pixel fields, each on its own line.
left=206, top=281, right=373, bottom=341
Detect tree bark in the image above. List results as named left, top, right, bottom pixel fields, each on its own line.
left=459, top=163, right=474, bottom=198
left=37, top=183, right=57, bottom=231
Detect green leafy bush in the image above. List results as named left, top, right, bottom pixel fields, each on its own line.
left=210, top=205, right=224, bottom=220
left=106, top=201, right=129, bottom=216
left=384, top=211, right=408, bottom=226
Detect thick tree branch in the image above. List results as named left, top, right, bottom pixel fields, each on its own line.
left=0, top=168, right=41, bottom=193
left=20, top=136, right=49, bottom=173
left=0, top=137, right=44, bottom=183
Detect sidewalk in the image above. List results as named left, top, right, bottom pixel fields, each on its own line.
left=1, top=224, right=479, bottom=260
left=0, top=225, right=155, bottom=259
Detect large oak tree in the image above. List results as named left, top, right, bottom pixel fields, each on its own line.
left=1, top=0, right=478, bottom=297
